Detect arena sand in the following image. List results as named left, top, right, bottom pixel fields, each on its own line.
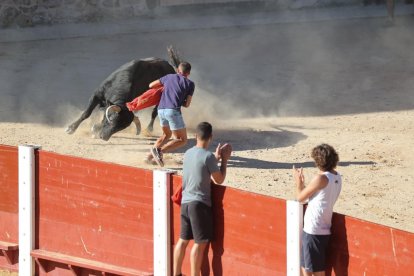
left=1, top=109, right=413, bottom=232
left=0, top=14, right=413, bottom=235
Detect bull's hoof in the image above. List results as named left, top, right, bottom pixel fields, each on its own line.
left=142, top=128, right=153, bottom=137
left=65, top=126, right=75, bottom=134
left=135, top=126, right=141, bottom=136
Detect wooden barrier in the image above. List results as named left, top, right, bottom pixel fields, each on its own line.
left=0, top=145, right=414, bottom=275
left=35, top=151, right=154, bottom=275
left=327, top=213, right=414, bottom=275
left=171, top=175, right=287, bottom=275
left=170, top=177, right=414, bottom=275
left=0, top=145, right=19, bottom=272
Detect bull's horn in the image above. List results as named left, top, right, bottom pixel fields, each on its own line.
left=105, top=105, right=121, bottom=122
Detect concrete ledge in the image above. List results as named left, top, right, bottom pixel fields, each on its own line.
left=0, top=4, right=412, bottom=43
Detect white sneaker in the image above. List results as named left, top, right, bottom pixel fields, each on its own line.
left=150, top=147, right=164, bottom=167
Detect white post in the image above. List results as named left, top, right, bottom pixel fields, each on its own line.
left=286, top=200, right=303, bottom=276
left=18, top=145, right=40, bottom=276
left=153, top=169, right=175, bottom=276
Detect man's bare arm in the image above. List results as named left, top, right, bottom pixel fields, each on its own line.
left=211, top=144, right=232, bottom=185
left=149, top=79, right=162, bottom=89
left=211, top=162, right=227, bottom=185
left=183, top=95, right=192, bottom=108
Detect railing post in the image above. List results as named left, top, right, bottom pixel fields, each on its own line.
left=18, top=145, right=40, bottom=276
left=286, top=200, right=303, bottom=276
left=153, top=169, right=175, bottom=276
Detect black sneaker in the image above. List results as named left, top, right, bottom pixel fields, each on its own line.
left=151, top=147, right=164, bottom=167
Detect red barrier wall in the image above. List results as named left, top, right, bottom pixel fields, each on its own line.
left=171, top=175, right=287, bottom=275
left=36, top=151, right=154, bottom=275
left=0, top=145, right=19, bottom=271
left=171, top=174, right=414, bottom=275
left=327, top=213, right=414, bottom=276
left=1, top=145, right=414, bottom=275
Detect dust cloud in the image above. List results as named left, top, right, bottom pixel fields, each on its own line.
left=0, top=9, right=413, bottom=132
left=183, top=16, right=414, bottom=121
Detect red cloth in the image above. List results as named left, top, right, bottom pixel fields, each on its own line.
left=171, top=185, right=182, bottom=206
left=126, top=87, right=164, bottom=112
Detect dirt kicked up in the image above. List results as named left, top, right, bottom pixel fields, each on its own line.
left=0, top=15, right=413, bottom=234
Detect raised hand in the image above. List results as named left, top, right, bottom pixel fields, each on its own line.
left=220, top=143, right=232, bottom=162
left=215, top=143, right=222, bottom=160
left=292, top=165, right=305, bottom=186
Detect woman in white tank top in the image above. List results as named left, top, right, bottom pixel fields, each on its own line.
left=292, top=144, right=342, bottom=276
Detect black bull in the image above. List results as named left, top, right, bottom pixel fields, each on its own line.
left=65, top=52, right=180, bottom=141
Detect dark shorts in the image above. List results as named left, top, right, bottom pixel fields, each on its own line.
left=180, top=201, right=213, bottom=243
left=301, top=231, right=330, bottom=273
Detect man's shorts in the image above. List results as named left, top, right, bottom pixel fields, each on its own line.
left=180, top=201, right=213, bottom=243
left=158, top=108, right=185, bottom=131
left=300, top=231, right=330, bottom=273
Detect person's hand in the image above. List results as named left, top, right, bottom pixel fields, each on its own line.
left=220, top=143, right=232, bottom=162
left=215, top=143, right=222, bottom=160
left=292, top=165, right=304, bottom=186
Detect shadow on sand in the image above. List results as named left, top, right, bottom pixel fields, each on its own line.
left=228, top=156, right=376, bottom=170
left=170, top=127, right=307, bottom=155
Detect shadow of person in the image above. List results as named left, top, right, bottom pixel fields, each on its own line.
left=212, top=128, right=307, bottom=151
left=201, top=184, right=226, bottom=275
left=326, top=213, right=349, bottom=276
left=228, top=155, right=376, bottom=170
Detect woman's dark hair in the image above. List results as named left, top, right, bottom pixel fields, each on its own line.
left=196, top=122, right=212, bottom=141
left=311, top=144, right=339, bottom=171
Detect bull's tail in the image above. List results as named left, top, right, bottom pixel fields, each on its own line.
left=167, top=45, right=182, bottom=69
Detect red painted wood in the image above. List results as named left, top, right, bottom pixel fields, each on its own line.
left=2, top=145, right=414, bottom=275
left=171, top=175, right=287, bottom=275
left=0, top=241, right=18, bottom=250
left=36, top=151, right=154, bottom=274
left=327, top=213, right=414, bottom=276
left=31, top=249, right=153, bottom=275
left=172, top=174, right=414, bottom=275
left=0, top=145, right=19, bottom=271
left=0, top=145, right=18, bottom=214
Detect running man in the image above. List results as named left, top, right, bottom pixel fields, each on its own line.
left=147, top=62, right=194, bottom=167
left=173, top=122, right=232, bottom=276
left=293, top=144, right=342, bottom=276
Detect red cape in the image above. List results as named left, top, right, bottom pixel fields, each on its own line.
left=126, top=86, right=164, bottom=112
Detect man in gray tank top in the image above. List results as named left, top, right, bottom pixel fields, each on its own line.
left=173, top=122, right=232, bottom=276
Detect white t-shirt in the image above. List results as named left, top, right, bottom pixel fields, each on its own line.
left=303, top=171, right=342, bottom=235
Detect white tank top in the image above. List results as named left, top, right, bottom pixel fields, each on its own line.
left=303, top=171, right=342, bottom=235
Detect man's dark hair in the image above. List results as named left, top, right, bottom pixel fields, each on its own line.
left=196, top=122, right=212, bottom=141
left=311, top=144, right=339, bottom=171
left=179, top=62, right=191, bottom=74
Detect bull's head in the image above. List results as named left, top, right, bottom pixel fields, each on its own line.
left=98, top=105, right=134, bottom=141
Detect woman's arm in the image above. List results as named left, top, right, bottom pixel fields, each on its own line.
left=293, top=166, right=328, bottom=203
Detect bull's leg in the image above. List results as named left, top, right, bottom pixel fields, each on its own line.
left=142, top=106, right=158, bottom=137
left=147, top=106, right=158, bottom=132
left=133, top=116, right=142, bottom=135
left=65, top=95, right=100, bottom=134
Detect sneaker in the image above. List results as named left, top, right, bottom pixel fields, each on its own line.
left=151, top=147, right=164, bottom=167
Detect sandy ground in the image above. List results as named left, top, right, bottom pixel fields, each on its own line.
left=0, top=12, right=414, bottom=234
left=1, top=110, right=414, bottom=233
